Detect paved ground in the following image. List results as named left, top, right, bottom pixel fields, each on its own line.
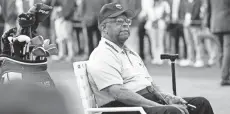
left=47, top=59, right=230, bottom=114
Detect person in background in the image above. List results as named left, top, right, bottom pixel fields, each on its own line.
left=82, top=0, right=109, bottom=58
left=72, top=0, right=85, bottom=55
left=51, top=0, right=76, bottom=61
left=206, top=0, right=230, bottom=86
left=0, top=0, right=18, bottom=32
left=0, top=4, right=4, bottom=53
left=166, top=0, right=187, bottom=61
left=145, top=0, right=170, bottom=65
left=179, top=0, right=203, bottom=67
left=137, top=0, right=152, bottom=61
left=192, top=0, right=219, bottom=67
left=0, top=0, right=18, bottom=53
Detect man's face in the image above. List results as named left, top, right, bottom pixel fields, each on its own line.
left=105, top=15, right=132, bottom=44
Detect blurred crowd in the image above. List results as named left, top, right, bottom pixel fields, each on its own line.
left=0, top=0, right=220, bottom=67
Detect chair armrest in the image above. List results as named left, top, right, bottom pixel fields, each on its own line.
left=87, top=107, right=146, bottom=114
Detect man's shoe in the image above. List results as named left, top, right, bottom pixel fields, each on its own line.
left=208, top=58, right=215, bottom=66
left=179, top=59, right=194, bottom=67
left=151, top=59, right=163, bottom=65
left=220, top=80, right=230, bottom=86
left=193, top=60, right=205, bottom=68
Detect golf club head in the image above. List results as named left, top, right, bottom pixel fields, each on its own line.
left=46, top=47, right=58, bottom=56
left=44, top=44, right=56, bottom=50
left=31, top=35, right=44, bottom=45
left=16, top=35, right=31, bottom=43
left=7, top=36, right=13, bottom=43
left=12, top=37, right=17, bottom=42
left=43, top=39, right=50, bottom=48
left=32, top=46, right=46, bottom=57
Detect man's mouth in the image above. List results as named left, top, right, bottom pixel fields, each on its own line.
left=120, top=31, right=130, bottom=35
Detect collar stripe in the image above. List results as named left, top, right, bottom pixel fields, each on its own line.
left=105, top=41, right=119, bottom=53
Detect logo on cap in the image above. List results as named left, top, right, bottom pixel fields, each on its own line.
left=115, top=4, right=122, bottom=9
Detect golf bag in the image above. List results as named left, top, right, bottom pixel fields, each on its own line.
left=0, top=55, right=55, bottom=87
left=0, top=3, right=56, bottom=87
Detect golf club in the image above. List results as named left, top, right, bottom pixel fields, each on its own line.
left=46, top=47, right=58, bottom=57
left=43, top=39, right=50, bottom=47
left=28, top=35, right=45, bottom=60
left=15, top=35, right=31, bottom=60
left=30, top=35, right=44, bottom=46
left=7, top=36, right=14, bottom=56
left=32, top=46, right=46, bottom=61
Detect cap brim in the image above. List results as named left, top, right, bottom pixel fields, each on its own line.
left=108, top=9, right=135, bottom=19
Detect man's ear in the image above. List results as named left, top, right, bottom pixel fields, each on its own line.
left=100, top=24, right=107, bottom=33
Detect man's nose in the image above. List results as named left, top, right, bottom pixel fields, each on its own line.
left=122, top=22, right=130, bottom=28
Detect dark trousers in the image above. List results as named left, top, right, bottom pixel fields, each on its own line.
left=86, top=23, right=101, bottom=57
left=168, top=23, right=187, bottom=59
left=73, top=27, right=84, bottom=55
left=138, top=18, right=146, bottom=60
left=101, top=92, right=214, bottom=114
left=138, top=18, right=152, bottom=60
left=215, top=33, right=230, bottom=80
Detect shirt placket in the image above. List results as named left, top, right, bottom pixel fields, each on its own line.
left=123, top=49, right=133, bottom=66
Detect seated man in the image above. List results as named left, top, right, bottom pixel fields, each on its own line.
left=87, top=3, right=214, bottom=114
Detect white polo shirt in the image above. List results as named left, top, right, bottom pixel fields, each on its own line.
left=87, top=38, right=152, bottom=107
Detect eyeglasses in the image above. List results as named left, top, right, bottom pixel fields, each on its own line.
left=105, top=18, right=132, bottom=26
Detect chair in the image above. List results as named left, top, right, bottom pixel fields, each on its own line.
left=73, top=61, right=147, bottom=114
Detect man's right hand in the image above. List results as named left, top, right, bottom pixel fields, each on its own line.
left=170, top=104, right=189, bottom=114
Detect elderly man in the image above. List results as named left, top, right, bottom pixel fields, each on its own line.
left=87, top=3, right=214, bottom=114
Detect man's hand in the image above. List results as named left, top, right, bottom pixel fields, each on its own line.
left=171, top=104, right=189, bottom=114
left=161, top=93, right=187, bottom=105
left=170, top=96, right=187, bottom=104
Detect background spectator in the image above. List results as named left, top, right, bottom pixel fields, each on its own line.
left=82, top=0, right=109, bottom=58
left=166, top=0, right=187, bottom=61
left=206, top=0, right=230, bottom=86
left=180, top=0, right=203, bottom=67
left=145, top=0, right=170, bottom=65
left=51, top=0, right=76, bottom=61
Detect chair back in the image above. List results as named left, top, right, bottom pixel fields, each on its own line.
left=73, top=61, right=97, bottom=113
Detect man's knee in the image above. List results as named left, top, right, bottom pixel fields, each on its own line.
left=164, top=106, right=183, bottom=114
left=194, top=97, right=212, bottom=107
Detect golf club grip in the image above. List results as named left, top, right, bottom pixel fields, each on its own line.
left=160, top=54, right=179, bottom=60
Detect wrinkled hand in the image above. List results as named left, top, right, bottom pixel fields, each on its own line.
left=171, top=104, right=189, bottom=114
left=170, top=96, right=187, bottom=104
left=163, top=93, right=187, bottom=105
